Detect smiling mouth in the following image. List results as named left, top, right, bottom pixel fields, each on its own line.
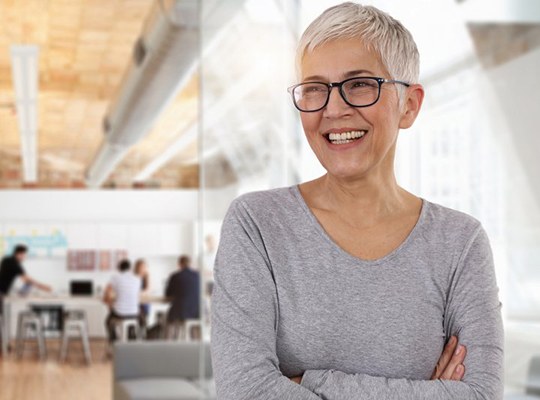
left=323, top=130, right=367, bottom=145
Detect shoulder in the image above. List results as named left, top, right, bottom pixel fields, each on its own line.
left=422, top=199, right=485, bottom=246
left=226, top=186, right=298, bottom=223
left=170, top=270, right=182, bottom=280
left=2, top=256, right=16, bottom=266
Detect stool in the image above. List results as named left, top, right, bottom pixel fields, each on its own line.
left=114, top=318, right=141, bottom=342
left=15, top=311, right=46, bottom=360
left=184, top=319, right=202, bottom=342
left=59, top=310, right=91, bottom=364
left=166, top=319, right=202, bottom=341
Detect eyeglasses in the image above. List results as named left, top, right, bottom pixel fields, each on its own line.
left=287, top=76, right=410, bottom=113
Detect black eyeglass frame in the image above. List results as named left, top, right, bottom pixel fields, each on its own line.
left=287, top=76, right=411, bottom=113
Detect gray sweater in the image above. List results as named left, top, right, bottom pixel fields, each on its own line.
left=211, top=185, right=504, bottom=400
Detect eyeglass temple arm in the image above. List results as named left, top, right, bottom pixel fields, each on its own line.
left=384, top=79, right=410, bottom=87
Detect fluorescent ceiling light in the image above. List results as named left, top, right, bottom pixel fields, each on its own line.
left=10, top=45, right=39, bottom=182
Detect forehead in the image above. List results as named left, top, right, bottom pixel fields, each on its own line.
left=300, top=38, right=386, bottom=81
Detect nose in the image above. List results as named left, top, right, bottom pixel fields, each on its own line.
left=323, top=86, right=353, bottom=119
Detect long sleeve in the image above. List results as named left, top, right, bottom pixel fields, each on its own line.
left=211, top=199, right=321, bottom=400
left=300, top=224, right=504, bottom=400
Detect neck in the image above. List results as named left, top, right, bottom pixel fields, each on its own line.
left=325, top=173, right=403, bottom=208
left=306, top=159, right=413, bottom=226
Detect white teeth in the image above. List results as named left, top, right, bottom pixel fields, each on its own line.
left=327, top=130, right=366, bottom=143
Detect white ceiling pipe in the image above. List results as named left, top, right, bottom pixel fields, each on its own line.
left=86, top=141, right=129, bottom=186
left=85, top=0, right=246, bottom=188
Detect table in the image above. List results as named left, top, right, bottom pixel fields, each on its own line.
left=1, top=295, right=109, bottom=356
left=1, top=294, right=203, bottom=356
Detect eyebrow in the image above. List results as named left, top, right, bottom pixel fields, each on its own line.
left=302, top=69, right=375, bottom=82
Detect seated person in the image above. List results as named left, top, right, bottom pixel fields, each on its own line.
left=103, top=259, right=141, bottom=342
left=164, top=255, right=200, bottom=339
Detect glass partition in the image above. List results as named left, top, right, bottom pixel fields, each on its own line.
left=198, top=1, right=301, bottom=396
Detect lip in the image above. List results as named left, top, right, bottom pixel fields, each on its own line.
left=323, top=130, right=368, bottom=151
left=322, top=127, right=368, bottom=135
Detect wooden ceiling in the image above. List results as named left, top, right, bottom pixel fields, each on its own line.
left=0, top=0, right=199, bottom=188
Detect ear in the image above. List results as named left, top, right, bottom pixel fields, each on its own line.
left=398, top=84, right=424, bottom=129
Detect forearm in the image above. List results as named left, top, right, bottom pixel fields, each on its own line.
left=212, top=303, right=321, bottom=400
left=23, top=276, right=50, bottom=292
left=301, top=369, right=503, bottom=400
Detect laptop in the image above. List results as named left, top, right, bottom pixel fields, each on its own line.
left=69, top=280, right=93, bottom=296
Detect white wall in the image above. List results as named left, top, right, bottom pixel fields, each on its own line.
left=0, top=190, right=198, bottom=221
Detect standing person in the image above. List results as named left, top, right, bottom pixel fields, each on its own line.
left=164, top=255, right=200, bottom=339
left=103, top=259, right=141, bottom=342
left=0, top=244, right=51, bottom=354
left=211, top=2, right=503, bottom=399
left=134, top=258, right=150, bottom=328
left=0, top=244, right=52, bottom=298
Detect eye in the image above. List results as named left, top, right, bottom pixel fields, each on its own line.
left=350, top=79, right=377, bottom=89
left=352, top=81, right=367, bottom=88
left=302, top=84, right=325, bottom=94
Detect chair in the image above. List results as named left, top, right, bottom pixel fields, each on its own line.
left=15, top=310, right=47, bottom=360
left=59, top=310, right=91, bottom=364
left=525, top=355, right=540, bottom=397
left=506, top=355, right=540, bottom=400
left=113, top=341, right=214, bottom=400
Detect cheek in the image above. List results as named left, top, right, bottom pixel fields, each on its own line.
left=300, top=113, right=321, bottom=136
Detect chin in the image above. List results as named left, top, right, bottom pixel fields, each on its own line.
left=323, top=161, right=369, bottom=180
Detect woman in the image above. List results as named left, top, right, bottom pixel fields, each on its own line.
left=211, top=3, right=503, bottom=399
left=134, top=258, right=150, bottom=327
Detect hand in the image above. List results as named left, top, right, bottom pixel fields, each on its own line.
left=40, top=284, right=53, bottom=292
left=290, top=375, right=303, bottom=384
left=431, top=335, right=467, bottom=381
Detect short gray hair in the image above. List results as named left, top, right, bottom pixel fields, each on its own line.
left=297, top=2, right=420, bottom=84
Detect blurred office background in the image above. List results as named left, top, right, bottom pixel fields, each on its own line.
left=0, top=0, right=539, bottom=398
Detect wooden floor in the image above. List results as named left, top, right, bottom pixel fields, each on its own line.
left=0, top=339, right=111, bottom=400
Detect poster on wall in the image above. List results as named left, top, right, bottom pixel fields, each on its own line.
left=67, top=250, right=96, bottom=271
left=67, top=249, right=129, bottom=272
left=0, top=224, right=68, bottom=257
left=98, top=251, right=111, bottom=271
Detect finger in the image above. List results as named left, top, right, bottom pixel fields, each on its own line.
left=450, top=364, right=465, bottom=381
left=440, top=345, right=467, bottom=380
left=431, top=336, right=458, bottom=379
